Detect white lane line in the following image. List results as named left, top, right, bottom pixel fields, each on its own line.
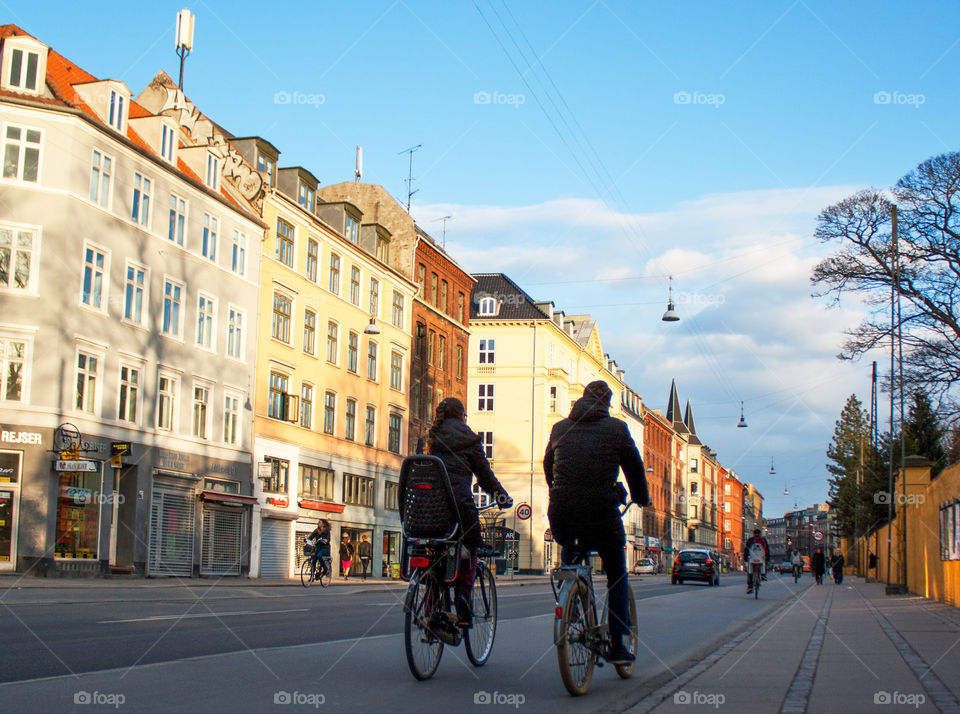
left=98, top=608, right=309, bottom=624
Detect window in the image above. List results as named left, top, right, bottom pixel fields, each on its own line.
left=0, top=226, right=35, bottom=292
left=376, top=235, right=389, bottom=263
left=300, top=383, right=313, bottom=429
left=196, top=294, right=215, bottom=349
left=417, top=264, right=426, bottom=296
left=298, top=182, right=315, bottom=212
left=306, top=239, right=318, bottom=281
left=205, top=153, right=219, bottom=190
left=276, top=218, right=294, bottom=267
left=430, top=273, right=438, bottom=306
left=347, top=332, right=359, bottom=373
left=223, top=392, right=241, bottom=445
left=0, top=338, right=25, bottom=402
left=549, top=386, right=557, bottom=413
left=343, top=473, right=374, bottom=507
left=326, top=322, right=339, bottom=363
left=229, top=230, right=247, bottom=276
left=323, top=391, right=336, bottom=435
left=300, top=465, right=334, bottom=500
left=458, top=292, right=465, bottom=323
left=479, top=339, right=495, bottom=364
left=456, top=345, right=464, bottom=379
left=479, top=431, right=493, bottom=459
left=257, top=153, right=275, bottom=186
left=350, top=266, right=360, bottom=305
left=437, top=335, right=446, bottom=371
left=107, top=89, right=125, bottom=132
left=415, top=323, right=427, bottom=361
left=388, top=413, right=402, bottom=454
left=425, top=385, right=434, bottom=416
left=391, top=291, right=404, bottom=327
left=478, top=296, right=496, bottom=315
left=365, top=406, right=376, bottom=446
left=81, top=245, right=106, bottom=310
left=366, top=342, right=378, bottom=380
left=157, top=373, right=178, bottom=430
left=369, top=277, right=379, bottom=317
left=440, top=280, right=448, bottom=313
left=6, top=46, right=40, bottom=92
left=89, top=150, right=111, bottom=207
left=385, top=482, right=399, bottom=511
left=411, top=381, right=421, bottom=420
left=264, top=457, right=288, bottom=494
left=272, top=292, right=291, bottom=343
left=2, top=125, right=40, bottom=182
left=478, top=384, right=494, bottom=411
left=117, top=364, right=139, bottom=423
left=131, top=173, right=151, bottom=226
left=427, top=331, right=435, bottom=366
left=303, top=310, right=316, bottom=355
left=691, top=482, right=699, bottom=495
left=328, top=253, right=340, bottom=294
left=345, top=214, right=359, bottom=242
left=123, top=262, right=146, bottom=324
left=202, top=213, right=218, bottom=261
left=168, top=193, right=186, bottom=245
left=691, top=458, right=699, bottom=473
left=724, top=483, right=731, bottom=495
left=160, top=124, right=176, bottom=163
left=192, top=384, right=210, bottom=439
left=345, top=399, right=357, bottom=441
left=162, top=279, right=183, bottom=336
left=390, top=351, right=403, bottom=390
left=268, top=371, right=289, bottom=420
left=226, top=306, right=245, bottom=359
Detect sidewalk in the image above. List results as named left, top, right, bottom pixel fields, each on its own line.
left=631, top=578, right=960, bottom=713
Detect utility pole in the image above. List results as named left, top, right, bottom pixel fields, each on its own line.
left=885, top=203, right=898, bottom=592
left=398, top=144, right=421, bottom=213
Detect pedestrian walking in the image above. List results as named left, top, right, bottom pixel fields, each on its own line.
left=340, top=534, right=354, bottom=580
left=812, top=547, right=826, bottom=585
left=830, top=548, right=845, bottom=584
left=357, top=535, right=372, bottom=581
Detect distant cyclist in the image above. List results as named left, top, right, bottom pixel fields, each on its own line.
left=305, top=519, right=331, bottom=579
left=790, top=549, right=803, bottom=580
left=743, top=528, right=769, bottom=594
left=544, top=380, right=650, bottom=665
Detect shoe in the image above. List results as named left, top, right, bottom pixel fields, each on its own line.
left=607, top=645, right=635, bottom=665
left=746, top=588, right=753, bottom=594
left=455, top=593, right=471, bottom=628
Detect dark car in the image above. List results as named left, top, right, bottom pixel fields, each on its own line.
left=777, top=561, right=793, bottom=574
left=671, top=549, right=720, bottom=586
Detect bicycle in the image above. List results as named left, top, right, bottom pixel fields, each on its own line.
left=300, top=546, right=331, bottom=588
left=551, top=503, right=639, bottom=696
left=792, top=563, right=801, bottom=584
left=749, top=561, right=762, bottom=598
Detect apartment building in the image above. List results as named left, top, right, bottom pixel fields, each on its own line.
left=0, top=28, right=266, bottom=576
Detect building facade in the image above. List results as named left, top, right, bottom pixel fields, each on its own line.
left=0, top=29, right=266, bottom=577
left=720, top=469, right=745, bottom=569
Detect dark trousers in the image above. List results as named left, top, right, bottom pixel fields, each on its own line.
left=560, top=543, right=630, bottom=645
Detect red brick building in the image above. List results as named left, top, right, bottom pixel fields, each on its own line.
left=643, top=406, right=676, bottom=570
left=721, top=468, right=745, bottom=570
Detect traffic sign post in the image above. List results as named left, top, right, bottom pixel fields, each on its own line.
left=515, top=503, right=532, bottom=520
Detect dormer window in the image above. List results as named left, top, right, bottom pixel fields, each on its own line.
left=205, top=152, right=219, bottom=191
left=108, top=89, right=125, bottom=132
left=345, top=215, right=359, bottom=243
left=257, top=153, right=275, bottom=186
left=2, top=38, right=47, bottom=96
left=160, top=124, right=176, bottom=164
left=298, top=182, right=314, bottom=212
left=478, top=296, right=497, bottom=316
left=376, top=236, right=389, bottom=263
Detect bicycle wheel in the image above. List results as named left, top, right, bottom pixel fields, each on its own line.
left=300, top=559, right=315, bottom=588
left=404, top=573, right=444, bottom=680
left=318, top=558, right=331, bottom=587
left=615, top=587, right=638, bottom=679
left=465, top=563, right=497, bottom=666
left=555, top=579, right=596, bottom=696
left=753, top=570, right=760, bottom=599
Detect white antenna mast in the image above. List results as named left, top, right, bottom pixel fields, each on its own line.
left=175, top=9, right=195, bottom=90
left=398, top=144, right=421, bottom=213
left=355, top=146, right=363, bottom=182
left=434, top=215, right=452, bottom=247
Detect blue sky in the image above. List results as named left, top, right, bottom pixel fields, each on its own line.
left=16, top=1, right=960, bottom=517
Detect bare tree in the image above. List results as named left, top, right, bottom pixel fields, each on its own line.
left=811, top=152, right=960, bottom=421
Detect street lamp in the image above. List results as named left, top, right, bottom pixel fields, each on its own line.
left=737, top=401, right=748, bottom=428
left=363, top=309, right=379, bottom=335
left=661, top=276, right=680, bottom=322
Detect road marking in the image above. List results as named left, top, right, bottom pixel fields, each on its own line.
left=98, top=608, right=309, bottom=624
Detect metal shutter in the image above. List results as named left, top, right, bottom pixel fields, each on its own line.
left=148, top=478, right=196, bottom=577
left=259, top=518, right=291, bottom=578
left=201, top=505, right=242, bottom=576
left=294, top=530, right=310, bottom=570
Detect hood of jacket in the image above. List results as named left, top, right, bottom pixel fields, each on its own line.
left=428, top=418, right=481, bottom=455
left=567, top=395, right=610, bottom=423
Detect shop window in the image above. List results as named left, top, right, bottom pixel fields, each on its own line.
left=264, top=456, right=288, bottom=493
left=55, top=472, right=101, bottom=560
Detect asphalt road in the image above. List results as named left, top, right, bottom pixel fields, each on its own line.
left=0, top=573, right=810, bottom=712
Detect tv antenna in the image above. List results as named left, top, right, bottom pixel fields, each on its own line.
left=435, top=215, right=452, bottom=247
left=399, top=144, right=421, bottom=213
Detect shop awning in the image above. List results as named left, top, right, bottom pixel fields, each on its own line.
left=298, top=499, right=345, bottom=513
left=200, top=490, right=258, bottom=505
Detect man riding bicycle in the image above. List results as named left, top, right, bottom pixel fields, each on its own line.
left=743, top=528, right=769, bottom=593
left=790, top=548, right=803, bottom=579
left=305, top=519, right=331, bottom=579
left=544, top=380, right=650, bottom=665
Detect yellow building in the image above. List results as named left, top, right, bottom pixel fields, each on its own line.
left=468, top=274, right=632, bottom=573
left=230, top=139, right=417, bottom=579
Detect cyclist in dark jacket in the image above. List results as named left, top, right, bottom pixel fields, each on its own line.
left=544, top=380, right=650, bottom=665
left=419, top=397, right=511, bottom=625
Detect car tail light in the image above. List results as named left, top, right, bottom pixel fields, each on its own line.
left=555, top=606, right=563, bottom=618
left=705, top=558, right=713, bottom=566
left=413, top=483, right=432, bottom=490
left=673, top=557, right=680, bottom=567
left=409, top=556, right=430, bottom=568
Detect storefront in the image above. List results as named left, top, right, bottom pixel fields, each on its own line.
left=340, top=526, right=373, bottom=578
left=0, top=449, right=23, bottom=571
left=382, top=530, right=401, bottom=579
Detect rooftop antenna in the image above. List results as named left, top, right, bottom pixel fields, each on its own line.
left=175, top=8, right=195, bottom=91
left=435, top=215, right=452, bottom=247
left=355, top=146, right=363, bottom=182
left=399, top=144, right=421, bottom=213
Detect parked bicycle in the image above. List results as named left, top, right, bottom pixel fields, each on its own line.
left=551, top=503, right=639, bottom=696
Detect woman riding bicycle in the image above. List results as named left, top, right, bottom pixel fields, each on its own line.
left=305, top=519, right=331, bottom=577
left=418, top=397, right=511, bottom=627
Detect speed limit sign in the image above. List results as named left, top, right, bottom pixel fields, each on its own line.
left=813, top=530, right=823, bottom=542
left=516, top=503, right=532, bottom=520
